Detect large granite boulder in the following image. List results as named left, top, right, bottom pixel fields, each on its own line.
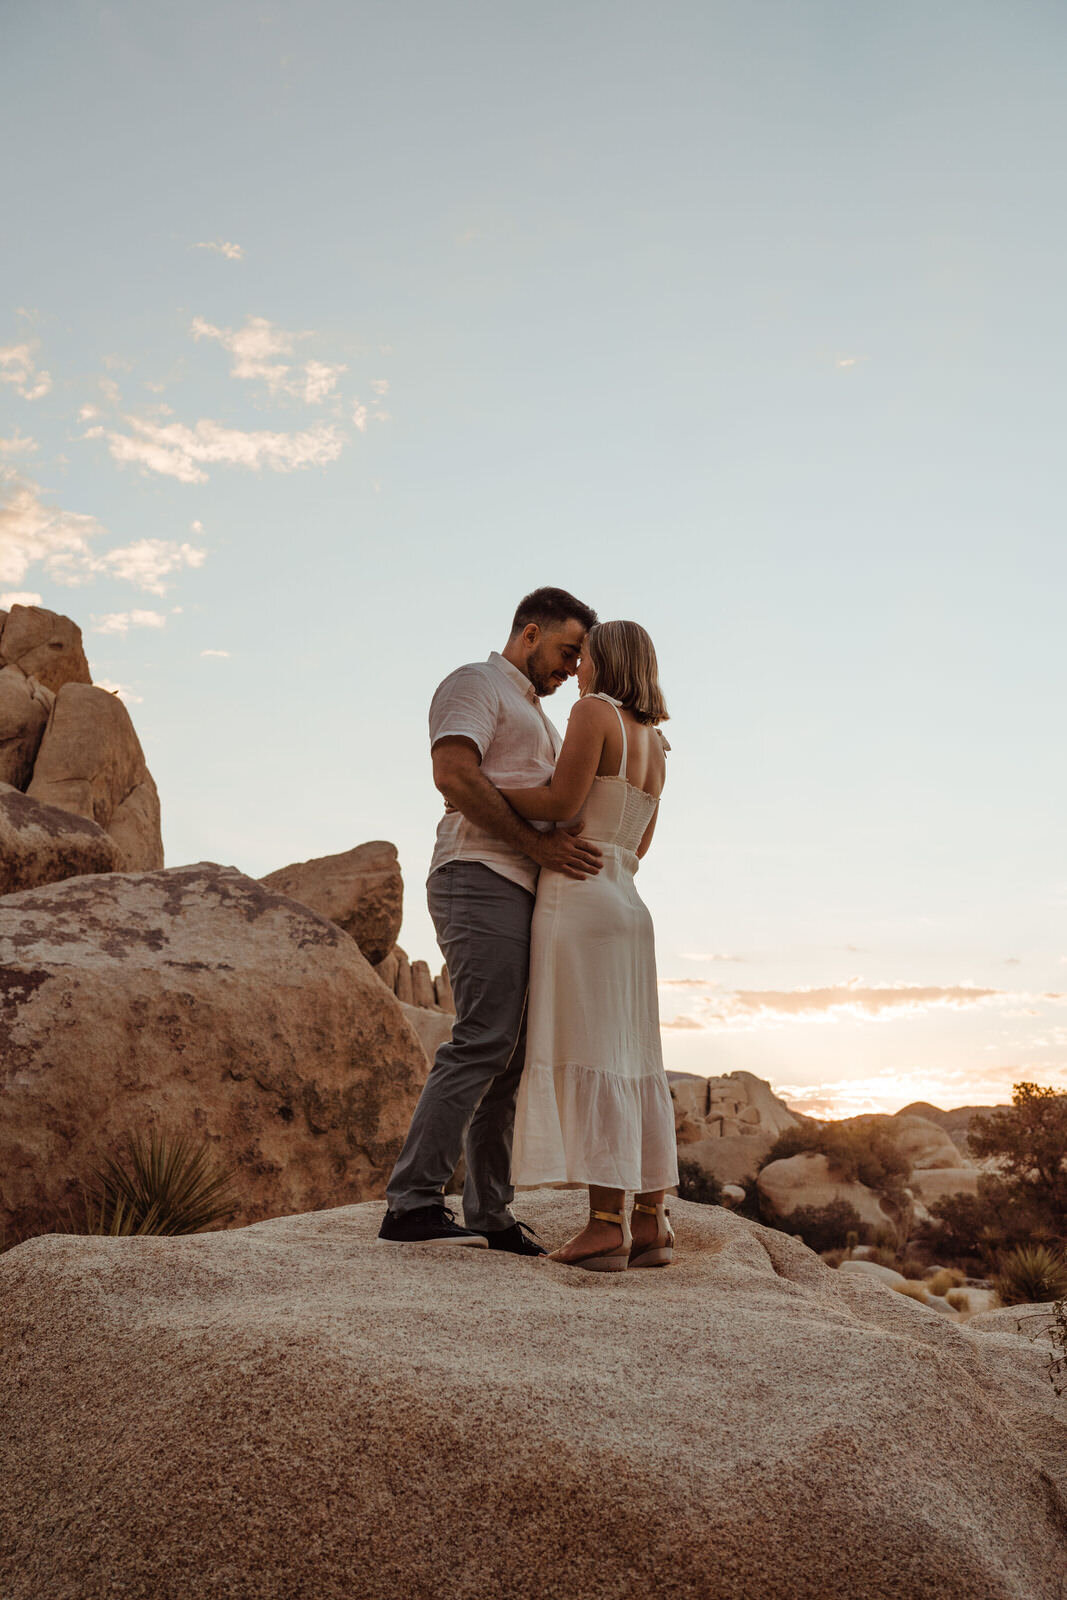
left=260, top=841, right=402, bottom=966
left=669, top=1070, right=800, bottom=1183
left=0, top=863, right=428, bottom=1244
left=0, top=783, right=119, bottom=894
left=1, top=1193, right=1064, bottom=1599
left=0, top=664, right=52, bottom=788
left=0, top=603, right=91, bottom=695
left=26, top=681, right=163, bottom=870
left=757, top=1151, right=894, bottom=1233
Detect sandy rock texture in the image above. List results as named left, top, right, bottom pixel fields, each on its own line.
left=758, top=1150, right=895, bottom=1232
left=0, top=603, right=91, bottom=694
left=376, top=943, right=454, bottom=1012
left=670, top=1069, right=799, bottom=1183
left=0, top=782, right=119, bottom=894
left=2, top=1191, right=1065, bottom=1600
left=0, top=863, right=428, bottom=1244
left=26, top=681, right=163, bottom=870
left=0, top=664, right=53, bottom=787
left=260, top=841, right=403, bottom=966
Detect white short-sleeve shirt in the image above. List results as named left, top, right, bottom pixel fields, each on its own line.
left=428, top=651, right=562, bottom=894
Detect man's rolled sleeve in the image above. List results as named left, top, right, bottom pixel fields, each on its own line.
left=429, top=665, right=499, bottom=759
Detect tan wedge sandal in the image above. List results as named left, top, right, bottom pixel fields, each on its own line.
left=549, top=1208, right=632, bottom=1272
left=628, top=1201, right=675, bottom=1268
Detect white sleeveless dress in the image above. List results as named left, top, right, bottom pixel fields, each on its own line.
left=511, top=696, right=680, bottom=1193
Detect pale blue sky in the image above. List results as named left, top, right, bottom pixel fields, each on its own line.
left=3, top=1, right=1065, bottom=1113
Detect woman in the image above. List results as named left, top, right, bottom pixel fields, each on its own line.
left=498, top=619, right=678, bottom=1271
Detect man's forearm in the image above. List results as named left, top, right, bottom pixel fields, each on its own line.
left=442, top=769, right=546, bottom=862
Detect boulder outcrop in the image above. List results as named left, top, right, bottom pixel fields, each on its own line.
left=2, top=1192, right=1064, bottom=1600
left=757, top=1150, right=895, bottom=1232
left=0, top=664, right=52, bottom=788
left=376, top=944, right=454, bottom=1013
left=0, top=603, right=91, bottom=694
left=669, top=1070, right=800, bottom=1183
left=0, top=783, right=119, bottom=895
left=26, top=681, right=163, bottom=871
left=260, top=841, right=403, bottom=966
left=0, top=862, right=428, bottom=1244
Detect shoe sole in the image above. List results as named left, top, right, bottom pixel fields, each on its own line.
left=628, top=1247, right=673, bottom=1268
left=374, top=1235, right=488, bottom=1248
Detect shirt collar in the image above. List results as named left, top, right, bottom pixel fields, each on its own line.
left=487, top=650, right=538, bottom=703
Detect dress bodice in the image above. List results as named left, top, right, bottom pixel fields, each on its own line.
left=577, top=695, right=663, bottom=855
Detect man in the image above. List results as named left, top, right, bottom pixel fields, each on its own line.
left=379, top=586, right=602, bottom=1250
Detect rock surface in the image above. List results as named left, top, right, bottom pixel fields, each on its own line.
left=757, top=1151, right=894, bottom=1232
left=668, top=1070, right=800, bottom=1183
left=260, top=841, right=403, bottom=966
left=376, top=943, right=454, bottom=1013
left=398, top=999, right=454, bottom=1064
left=0, top=664, right=52, bottom=788
left=0, top=863, right=428, bottom=1244
left=0, top=783, right=119, bottom=895
left=0, top=603, right=91, bottom=694
left=1, top=1192, right=1064, bottom=1600
left=26, top=682, right=163, bottom=870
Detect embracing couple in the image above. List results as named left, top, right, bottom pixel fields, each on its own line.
left=378, top=586, right=679, bottom=1271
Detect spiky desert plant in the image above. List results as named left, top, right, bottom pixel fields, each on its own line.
left=993, top=1244, right=1067, bottom=1306
left=84, top=1131, right=237, bottom=1237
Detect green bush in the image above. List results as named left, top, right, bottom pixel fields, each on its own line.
left=993, top=1244, right=1067, bottom=1306
left=917, top=1176, right=1054, bottom=1271
left=82, top=1131, right=237, bottom=1237
left=676, top=1159, right=723, bottom=1207
left=785, top=1199, right=868, bottom=1254
left=760, top=1120, right=910, bottom=1197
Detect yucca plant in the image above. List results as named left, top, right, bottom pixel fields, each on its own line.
left=83, top=1131, right=237, bottom=1237
left=993, top=1243, right=1067, bottom=1306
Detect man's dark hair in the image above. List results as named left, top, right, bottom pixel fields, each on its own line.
left=510, top=586, right=597, bottom=637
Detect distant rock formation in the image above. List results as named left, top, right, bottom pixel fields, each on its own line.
left=3, top=1192, right=1064, bottom=1599
left=896, top=1099, right=1012, bottom=1156
left=260, top=841, right=403, bottom=966
left=0, top=605, right=163, bottom=880
left=376, top=944, right=454, bottom=1014
left=0, top=862, right=428, bottom=1244
left=668, top=1070, right=801, bottom=1184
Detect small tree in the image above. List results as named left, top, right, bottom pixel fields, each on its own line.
left=969, top=1083, right=1067, bottom=1234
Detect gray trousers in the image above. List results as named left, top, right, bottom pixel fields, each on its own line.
left=386, top=861, right=534, bottom=1232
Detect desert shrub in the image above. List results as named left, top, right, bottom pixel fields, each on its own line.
left=760, top=1120, right=910, bottom=1197
left=892, top=1280, right=930, bottom=1303
left=786, top=1199, right=868, bottom=1254
left=993, top=1244, right=1067, bottom=1306
left=82, top=1131, right=237, bottom=1237
left=925, top=1267, right=966, bottom=1297
left=676, top=1160, right=723, bottom=1208
left=946, top=1288, right=972, bottom=1312
left=918, top=1175, right=1055, bottom=1270
left=969, top=1083, right=1067, bottom=1233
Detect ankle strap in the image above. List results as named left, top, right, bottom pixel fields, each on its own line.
left=632, top=1201, right=669, bottom=1216
left=590, top=1208, right=624, bottom=1225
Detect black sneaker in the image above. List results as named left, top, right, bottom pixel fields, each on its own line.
left=484, top=1219, right=547, bottom=1257
left=377, top=1203, right=488, bottom=1248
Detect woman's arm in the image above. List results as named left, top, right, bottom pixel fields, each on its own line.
left=498, top=697, right=609, bottom=822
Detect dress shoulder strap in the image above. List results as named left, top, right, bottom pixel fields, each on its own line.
left=590, top=693, right=628, bottom=777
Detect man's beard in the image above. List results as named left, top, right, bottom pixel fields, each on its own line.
left=527, top=645, right=567, bottom=697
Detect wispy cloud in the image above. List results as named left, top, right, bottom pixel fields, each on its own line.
left=93, top=538, right=206, bottom=594
left=191, top=315, right=345, bottom=403
left=0, top=591, right=42, bottom=608
left=90, top=610, right=167, bottom=635
left=201, top=648, right=230, bottom=658
left=0, top=433, right=38, bottom=457
left=0, top=466, right=109, bottom=586
left=658, top=977, right=1067, bottom=1033
left=776, top=1060, right=1067, bottom=1120
left=94, top=677, right=144, bottom=704
left=0, top=342, right=52, bottom=400
left=192, top=240, right=244, bottom=261
left=94, top=415, right=345, bottom=483
left=680, top=951, right=746, bottom=963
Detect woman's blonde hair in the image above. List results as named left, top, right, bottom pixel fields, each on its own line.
left=584, top=620, right=668, bottom=726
